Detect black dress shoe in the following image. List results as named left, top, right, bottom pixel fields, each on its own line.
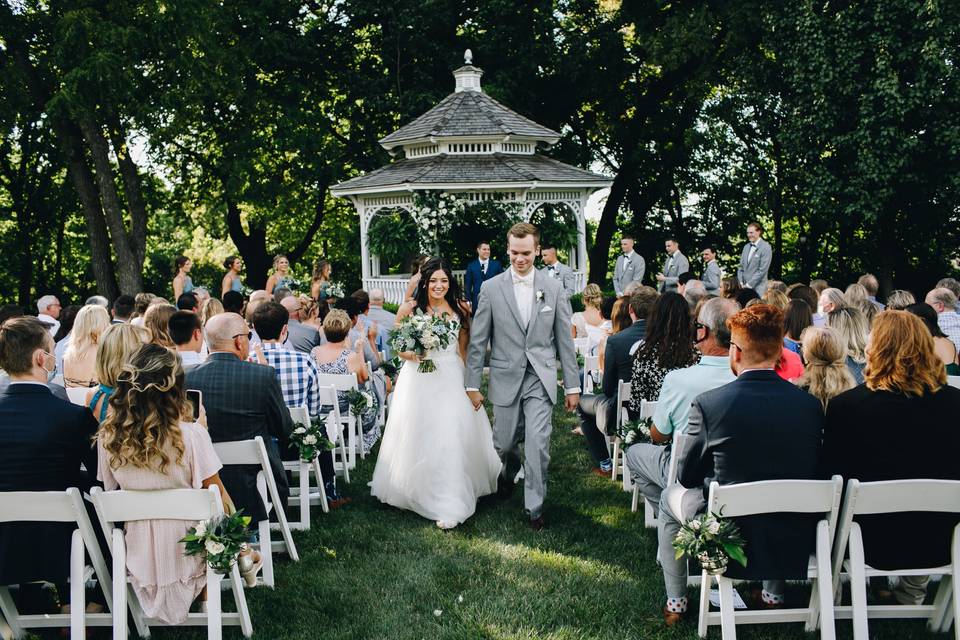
left=496, top=476, right=514, bottom=500
left=529, top=516, right=545, bottom=531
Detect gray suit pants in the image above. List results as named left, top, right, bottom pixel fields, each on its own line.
left=625, top=443, right=669, bottom=510
left=492, top=365, right=553, bottom=519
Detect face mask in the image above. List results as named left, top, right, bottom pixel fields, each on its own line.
left=41, top=350, right=57, bottom=382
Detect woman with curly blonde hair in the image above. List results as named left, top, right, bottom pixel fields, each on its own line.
left=84, top=323, right=148, bottom=423
left=795, top=327, right=855, bottom=411
left=97, top=344, right=254, bottom=623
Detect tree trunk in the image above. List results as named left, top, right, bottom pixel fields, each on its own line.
left=287, top=184, right=329, bottom=265
left=107, top=115, right=148, bottom=264
left=588, top=156, right=634, bottom=285
left=225, top=199, right=272, bottom=288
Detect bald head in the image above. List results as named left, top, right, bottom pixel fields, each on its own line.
left=369, top=289, right=385, bottom=306
left=280, top=295, right=300, bottom=320
left=205, top=312, right=248, bottom=353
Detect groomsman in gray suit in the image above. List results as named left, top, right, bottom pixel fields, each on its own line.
left=656, top=238, right=689, bottom=293
left=737, top=221, right=773, bottom=295
left=613, top=234, right=645, bottom=296
left=540, top=245, right=576, bottom=297
left=701, top=246, right=722, bottom=295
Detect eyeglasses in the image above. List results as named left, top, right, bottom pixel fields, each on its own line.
left=695, top=321, right=709, bottom=332
left=233, top=331, right=253, bottom=341
left=729, top=341, right=743, bottom=352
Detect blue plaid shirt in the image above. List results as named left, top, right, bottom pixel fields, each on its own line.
left=253, top=342, right=322, bottom=417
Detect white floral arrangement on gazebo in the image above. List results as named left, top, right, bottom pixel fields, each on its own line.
left=413, top=191, right=465, bottom=253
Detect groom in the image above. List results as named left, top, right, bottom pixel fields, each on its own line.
left=466, top=223, right=580, bottom=531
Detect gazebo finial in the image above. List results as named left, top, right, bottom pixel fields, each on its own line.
left=464, top=49, right=473, bottom=65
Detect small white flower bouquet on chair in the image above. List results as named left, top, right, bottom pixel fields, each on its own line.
left=290, top=418, right=336, bottom=462
left=180, top=511, right=252, bottom=574
left=673, top=511, right=748, bottom=576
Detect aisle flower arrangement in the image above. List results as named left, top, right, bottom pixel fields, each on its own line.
left=673, top=511, right=747, bottom=576
left=290, top=417, right=336, bottom=462
left=180, top=511, right=252, bottom=574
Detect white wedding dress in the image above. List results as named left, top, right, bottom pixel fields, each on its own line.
left=370, top=326, right=501, bottom=526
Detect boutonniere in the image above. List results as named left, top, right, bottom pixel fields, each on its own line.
left=536, top=289, right=544, bottom=303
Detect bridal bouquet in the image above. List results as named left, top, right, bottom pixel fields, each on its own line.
left=389, top=310, right=459, bottom=373
left=673, top=511, right=747, bottom=576
left=180, top=511, right=252, bottom=574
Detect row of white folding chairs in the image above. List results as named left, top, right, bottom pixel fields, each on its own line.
left=318, top=372, right=364, bottom=471
left=610, top=380, right=656, bottom=484
left=582, top=355, right=601, bottom=396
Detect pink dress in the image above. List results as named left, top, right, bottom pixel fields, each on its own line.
left=98, top=422, right=223, bottom=624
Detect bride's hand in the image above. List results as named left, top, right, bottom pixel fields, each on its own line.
left=398, top=351, right=421, bottom=363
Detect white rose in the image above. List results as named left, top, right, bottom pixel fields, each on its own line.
left=363, top=392, right=373, bottom=408
left=194, top=521, right=206, bottom=537
left=707, top=521, right=721, bottom=535
left=304, top=435, right=318, bottom=445
left=294, top=427, right=307, bottom=435
left=690, top=519, right=701, bottom=531
left=205, top=539, right=226, bottom=555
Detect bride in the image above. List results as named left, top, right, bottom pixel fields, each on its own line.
left=370, top=258, right=501, bottom=529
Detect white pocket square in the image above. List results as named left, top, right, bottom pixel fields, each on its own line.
left=540, top=305, right=553, bottom=313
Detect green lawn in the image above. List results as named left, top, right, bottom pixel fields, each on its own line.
left=159, top=401, right=945, bottom=639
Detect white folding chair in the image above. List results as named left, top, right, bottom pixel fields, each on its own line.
left=0, top=488, right=114, bottom=639
left=610, top=381, right=631, bottom=483
left=830, top=479, right=960, bottom=639
left=65, top=387, right=89, bottom=406
left=212, top=437, right=299, bottom=587
left=582, top=355, right=600, bottom=396
left=573, top=337, right=590, bottom=356
left=318, top=372, right=363, bottom=464
left=633, top=429, right=686, bottom=520
left=697, top=476, right=843, bottom=639
left=91, top=486, right=253, bottom=639
left=947, top=375, right=960, bottom=389
left=284, top=406, right=330, bottom=531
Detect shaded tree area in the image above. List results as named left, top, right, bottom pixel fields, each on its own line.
left=1, top=0, right=957, bottom=306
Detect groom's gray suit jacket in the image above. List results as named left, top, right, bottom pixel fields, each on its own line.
left=466, top=270, right=580, bottom=405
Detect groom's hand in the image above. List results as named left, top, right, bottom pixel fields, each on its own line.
left=467, top=390, right=484, bottom=411
left=564, top=393, right=580, bottom=412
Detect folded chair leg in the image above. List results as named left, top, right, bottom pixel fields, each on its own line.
left=717, top=576, right=738, bottom=640
left=112, top=530, right=128, bottom=640
left=299, top=464, right=311, bottom=530
left=259, top=520, right=274, bottom=588
left=313, top=458, right=329, bottom=514
left=230, top=564, right=253, bottom=638
left=631, top=486, right=639, bottom=513
left=812, top=521, right=836, bottom=639
left=698, top=572, right=711, bottom=638
left=70, top=529, right=85, bottom=640
left=848, top=524, right=870, bottom=640
left=206, top=568, right=222, bottom=640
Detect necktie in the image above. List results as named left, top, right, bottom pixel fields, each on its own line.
left=481, top=262, right=487, bottom=274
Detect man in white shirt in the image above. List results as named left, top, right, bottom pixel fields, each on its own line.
left=169, top=310, right=204, bottom=369
left=539, top=245, right=577, bottom=297
left=366, top=289, right=397, bottom=357
left=613, top=235, right=645, bottom=296
left=926, top=287, right=960, bottom=352
left=36, top=295, right=61, bottom=336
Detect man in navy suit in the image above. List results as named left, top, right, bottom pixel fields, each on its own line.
left=0, top=316, right=99, bottom=587
left=463, top=240, right=502, bottom=314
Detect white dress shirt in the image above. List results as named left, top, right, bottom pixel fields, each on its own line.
left=747, top=243, right=758, bottom=262
left=511, top=268, right=535, bottom=326
left=37, top=313, right=60, bottom=336
left=480, top=259, right=489, bottom=275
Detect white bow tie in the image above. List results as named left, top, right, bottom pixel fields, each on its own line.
left=513, top=276, right=533, bottom=286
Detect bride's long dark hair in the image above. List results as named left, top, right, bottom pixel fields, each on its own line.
left=414, top=258, right=469, bottom=327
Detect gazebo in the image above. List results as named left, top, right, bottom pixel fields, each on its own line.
left=331, top=51, right=612, bottom=303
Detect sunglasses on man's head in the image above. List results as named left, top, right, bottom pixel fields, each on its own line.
left=232, top=331, right=253, bottom=341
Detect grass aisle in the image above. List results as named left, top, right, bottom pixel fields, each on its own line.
left=162, top=400, right=940, bottom=639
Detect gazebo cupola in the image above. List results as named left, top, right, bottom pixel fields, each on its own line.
left=332, top=50, right=611, bottom=303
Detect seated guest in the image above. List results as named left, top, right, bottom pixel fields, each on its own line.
left=169, top=311, right=205, bottom=369
left=823, top=311, right=960, bottom=605
left=762, top=288, right=789, bottom=310
left=787, top=285, right=819, bottom=317
left=251, top=302, right=347, bottom=507
left=795, top=327, right=855, bottom=410
left=816, top=287, right=847, bottom=327
left=111, top=294, right=135, bottom=323
left=53, top=304, right=81, bottom=374
left=37, top=294, right=63, bottom=335
left=826, top=306, right=869, bottom=383
left=272, top=287, right=293, bottom=304
left=626, top=297, right=738, bottom=510
left=783, top=299, right=812, bottom=355
left=186, top=313, right=293, bottom=530
left=131, top=293, right=155, bottom=326
left=363, top=289, right=398, bottom=356
left=925, top=287, right=960, bottom=353
left=334, top=296, right=381, bottom=367
left=720, top=277, right=741, bottom=300
left=597, top=295, right=636, bottom=372
left=572, top=283, right=608, bottom=347
left=85, top=323, right=148, bottom=423
left=906, top=303, right=960, bottom=375
left=858, top=273, right=885, bottom=310
left=658, top=304, right=824, bottom=624
left=143, top=303, right=178, bottom=348
left=628, top=292, right=700, bottom=416
left=311, top=310, right=381, bottom=455
left=681, top=279, right=707, bottom=311
left=200, top=297, right=223, bottom=326
left=280, top=295, right=321, bottom=353
left=298, top=295, right=323, bottom=330
left=734, top=287, right=760, bottom=309
left=577, top=290, right=655, bottom=475
left=222, top=290, right=246, bottom=315
left=844, top=283, right=869, bottom=308
left=936, top=277, right=960, bottom=312
left=885, top=289, right=915, bottom=311
left=775, top=344, right=805, bottom=382
left=63, top=304, right=111, bottom=387
left=176, top=291, right=200, bottom=313
left=97, top=344, right=255, bottom=622
left=0, top=317, right=99, bottom=590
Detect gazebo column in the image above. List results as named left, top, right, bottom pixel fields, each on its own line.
left=358, top=203, right=372, bottom=285
left=575, top=194, right=589, bottom=289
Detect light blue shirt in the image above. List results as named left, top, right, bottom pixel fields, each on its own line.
left=652, top=355, right=735, bottom=436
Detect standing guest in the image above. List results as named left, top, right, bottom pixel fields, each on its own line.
left=221, top=255, right=244, bottom=297
left=36, top=294, right=62, bottom=336
left=925, top=287, right=960, bottom=352
left=143, top=303, right=178, bottom=348
left=827, top=306, right=869, bottom=383
left=310, top=259, right=334, bottom=301
left=464, top=241, right=503, bottom=313
left=816, top=287, right=847, bottom=327
left=823, top=311, right=960, bottom=606
left=701, top=247, right=722, bottom=295
left=281, top=295, right=322, bottom=353
left=795, top=327, right=855, bottom=411
left=172, top=256, right=194, bottom=300
left=658, top=304, right=823, bottom=624
left=885, top=289, right=916, bottom=311
left=403, top=255, right=430, bottom=303
left=222, top=290, right=246, bottom=315
left=186, top=313, right=293, bottom=531
left=63, top=305, right=111, bottom=388
left=97, top=344, right=255, bottom=621
left=613, top=234, right=645, bottom=296
left=111, top=295, right=136, bottom=323
left=366, top=289, right=397, bottom=356
left=540, top=244, right=576, bottom=298
left=311, top=309, right=382, bottom=454
left=131, top=293, right=156, bottom=326
left=857, top=273, right=885, bottom=310
left=169, top=311, right=205, bottom=369
left=177, top=291, right=200, bottom=313
left=265, top=254, right=294, bottom=296
left=656, top=239, right=689, bottom=294
left=251, top=302, right=348, bottom=507
left=936, top=277, right=960, bottom=312
left=783, top=299, right=813, bottom=355
left=54, top=304, right=82, bottom=373
left=85, top=324, right=148, bottom=423
left=720, top=277, right=741, bottom=300
left=576, top=290, right=653, bottom=475
left=762, top=289, right=789, bottom=310
left=628, top=292, right=700, bottom=415
left=626, top=298, right=738, bottom=511
left=200, top=298, right=224, bottom=326
left=906, top=303, right=960, bottom=375
left=736, top=221, right=772, bottom=295
left=0, top=317, right=99, bottom=593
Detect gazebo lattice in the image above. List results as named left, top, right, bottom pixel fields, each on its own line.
left=331, top=51, right=611, bottom=304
